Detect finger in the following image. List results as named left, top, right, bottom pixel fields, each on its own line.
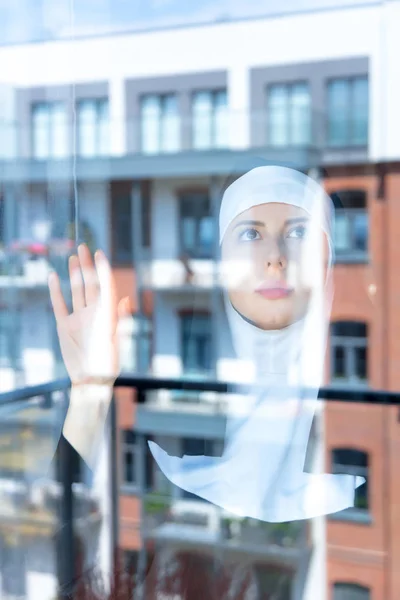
left=117, top=297, right=132, bottom=320
left=48, top=271, right=69, bottom=322
left=78, top=243, right=100, bottom=306
left=94, top=249, right=118, bottom=330
left=69, top=254, right=86, bottom=312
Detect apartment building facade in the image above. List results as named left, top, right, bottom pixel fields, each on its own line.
left=0, top=1, right=399, bottom=598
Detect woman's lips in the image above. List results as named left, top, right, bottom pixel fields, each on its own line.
left=255, top=282, right=294, bottom=300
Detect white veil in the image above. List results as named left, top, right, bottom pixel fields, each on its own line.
left=149, top=166, right=364, bottom=522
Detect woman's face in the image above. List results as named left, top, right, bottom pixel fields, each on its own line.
left=221, top=202, right=326, bottom=330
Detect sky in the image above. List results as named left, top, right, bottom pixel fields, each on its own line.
left=0, top=0, right=378, bottom=44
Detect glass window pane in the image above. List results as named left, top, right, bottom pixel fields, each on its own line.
left=355, top=346, right=367, bottom=380
left=268, top=84, right=289, bottom=146
left=192, top=91, right=212, bottom=149
left=115, top=197, right=132, bottom=262
left=334, top=212, right=350, bottom=251
left=214, top=89, right=228, bottom=148
left=182, top=315, right=212, bottom=374
left=161, top=94, right=180, bottom=153
left=353, top=212, right=368, bottom=252
left=182, top=217, right=196, bottom=254
left=141, top=95, right=161, bottom=154
left=51, top=102, right=68, bottom=158
left=198, top=216, right=214, bottom=257
left=351, top=77, right=369, bottom=145
left=333, top=346, right=346, bottom=379
left=291, top=83, right=311, bottom=145
left=98, top=99, right=109, bottom=156
left=78, top=100, right=97, bottom=157
left=124, top=452, right=135, bottom=484
left=32, top=103, right=50, bottom=159
left=355, top=478, right=368, bottom=509
left=328, top=79, right=350, bottom=146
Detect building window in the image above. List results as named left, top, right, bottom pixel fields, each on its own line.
left=331, top=190, right=368, bottom=260
left=112, top=196, right=132, bottom=265
left=192, top=89, right=228, bottom=149
left=332, top=449, right=369, bottom=515
left=140, top=93, right=180, bottom=154
left=327, top=76, right=369, bottom=147
left=32, top=101, right=68, bottom=159
left=331, top=321, right=368, bottom=385
left=267, top=82, right=311, bottom=147
left=333, top=583, right=370, bottom=600
left=77, top=98, right=109, bottom=157
left=121, top=430, right=153, bottom=489
left=181, top=313, right=212, bottom=376
left=122, top=430, right=137, bottom=486
left=180, top=193, right=214, bottom=259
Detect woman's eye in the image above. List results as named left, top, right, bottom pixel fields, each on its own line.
left=286, top=225, right=307, bottom=239
left=238, top=228, right=261, bottom=242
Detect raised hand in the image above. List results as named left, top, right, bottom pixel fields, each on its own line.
left=48, top=244, right=131, bottom=385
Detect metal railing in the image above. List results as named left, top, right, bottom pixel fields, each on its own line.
left=0, top=374, right=398, bottom=598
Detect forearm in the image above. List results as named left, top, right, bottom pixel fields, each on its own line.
left=62, top=381, right=114, bottom=469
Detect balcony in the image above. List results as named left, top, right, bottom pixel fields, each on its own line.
left=0, top=111, right=322, bottom=185
left=140, top=492, right=307, bottom=565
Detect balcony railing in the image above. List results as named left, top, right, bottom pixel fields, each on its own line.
left=0, top=374, right=398, bottom=599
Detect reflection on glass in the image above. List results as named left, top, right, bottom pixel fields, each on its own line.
left=268, top=82, right=311, bottom=146
left=141, top=94, right=179, bottom=154
left=334, top=212, right=350, bottom=251
left=181, top=314, right=212, bottom=375
left=192, top=90, right=228, bottom=150
left=268, top=84, right=289, bottom=146
left=327, top=77, right=369, bottom=147
left=353, top=212, right=368, bottom=252
left=77, top=98, right=109, bottom=157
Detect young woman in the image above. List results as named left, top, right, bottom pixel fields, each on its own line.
left=148, top=165, right=364, bottom=522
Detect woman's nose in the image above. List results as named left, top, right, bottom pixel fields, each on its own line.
left=263, top=239, right=287, bottom=273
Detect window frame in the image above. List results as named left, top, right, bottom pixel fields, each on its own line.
left=179, top=191, right=214, bottom=259
left=326, top=75, right=369, bottom=148
left=139, top=92, right=180, bottom=154
left=76, top=97, right=109, bottom=157
left=331, top=448, right=370, bottom=523
left=31, top=100, right=69, bottom=159
left=120, top=429, right=153, bottom=492
left=334, top=207, right=369, bottom=262
left=191, top=88, right=228, bottom=150
left=330, top=321, right=368, bottom=387
left=266, top=80, right=311, bottom=147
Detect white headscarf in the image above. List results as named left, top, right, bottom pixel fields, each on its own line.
left=149, top=166, right=364, bottom=522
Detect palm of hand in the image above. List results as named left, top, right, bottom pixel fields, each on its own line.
left=49, top=245, right=131, bottom=384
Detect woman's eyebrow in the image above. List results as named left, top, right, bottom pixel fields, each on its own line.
left=232, top=219, right=265, bottom=231
left=285, top=216, right=309, bottom=226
